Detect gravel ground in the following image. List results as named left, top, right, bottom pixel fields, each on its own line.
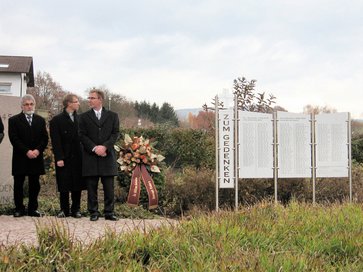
left=0, top=215, right=176, bottom=247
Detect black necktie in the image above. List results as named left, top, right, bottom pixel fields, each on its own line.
left=26, top=114, right=32, bottom=126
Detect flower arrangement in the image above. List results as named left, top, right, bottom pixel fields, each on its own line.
left=114, top=134, right=165, bottom=175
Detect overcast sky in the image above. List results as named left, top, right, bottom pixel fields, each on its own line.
left=1, top=0, right=363, bottom=117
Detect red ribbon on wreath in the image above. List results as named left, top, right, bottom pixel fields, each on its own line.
left=127, top=164, right=158, bottom=209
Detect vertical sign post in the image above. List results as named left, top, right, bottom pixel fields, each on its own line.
left=234, top=95, right=238, bottom=211
left=273, top=112, right=278, bottom=204
left=216, top=95, right=235, bottom=211
left=311, top=113, right=316, bottom=205
left=348, top=113, right=352, bottom=202
left=218, top=108, right=235, bottom=189
left=215, top=96, right=219, bottom=211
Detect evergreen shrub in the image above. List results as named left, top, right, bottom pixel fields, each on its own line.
left=119, top=126, right=215, bottom=169
left=352, top=137, right=363, bottom=164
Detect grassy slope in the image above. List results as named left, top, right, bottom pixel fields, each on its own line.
left=1, top=201, right=363, bottom=271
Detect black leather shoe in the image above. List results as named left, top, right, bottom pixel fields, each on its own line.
left=57, top=211, right=69, bottom=218
left=71, top=211, right=82, bottom=218
left=28, top=210, right=43, bottom=217
left=90, top=214, right=99, bottom=221
left=105, top=214, right=118, bottom=221
left=13, top=210, right=24, bottom=217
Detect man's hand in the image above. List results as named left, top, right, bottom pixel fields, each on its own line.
left=26, top=150, right=37, bottom=159
left=57, top=160, right=65, bottom=167
left=94, top=145, right=107, bottom=157
left=33, top=149, right=40, bottom=157
left=26, top=149, right=40, bottom=159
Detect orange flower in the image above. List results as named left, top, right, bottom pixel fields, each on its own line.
left=131, top=143, right=139, bottom=150
left=115, top=134, right=165, bottom=174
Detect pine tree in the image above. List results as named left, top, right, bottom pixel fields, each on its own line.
left=159, top=102, right=179, bottom=127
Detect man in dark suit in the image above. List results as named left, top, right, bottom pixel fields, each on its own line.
left=50, top=94, right=86, bottom=218
left=79, top=89, right=120, bottom=221
left=8, top=94, right=48, bottom=217
left=0, top=117, right=4, bottom=144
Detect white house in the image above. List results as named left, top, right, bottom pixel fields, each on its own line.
left=0, top=55, right=34, bottom=97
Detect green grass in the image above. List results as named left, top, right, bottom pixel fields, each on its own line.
left=2, top=201, right=363, bottom=271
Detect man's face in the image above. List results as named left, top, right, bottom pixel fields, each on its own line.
left=21, top=99, right=35, bottom=114
left=68, top=96, right=80, bottom=112
left=87, top=92, right=102, bottom=109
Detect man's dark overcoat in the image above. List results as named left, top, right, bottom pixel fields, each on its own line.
left=0, top=117, right=4, bottom=143
left=8, top=112, right=48, bottom=175
left=49, top=110, right=86, bottom=192
left=79, top=108, right=119, bottom=177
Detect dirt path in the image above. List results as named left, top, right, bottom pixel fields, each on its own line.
left=0, top=215, right=176, bottom=247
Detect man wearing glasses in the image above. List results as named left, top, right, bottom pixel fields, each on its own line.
left=8, top=94, right=48, bottom=217
left=50, top=94, right=86, bottom=218
left=79, top=89, right=120, bottom=221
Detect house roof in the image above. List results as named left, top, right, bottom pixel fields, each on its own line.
left=0, top=55, right=34, bottom=87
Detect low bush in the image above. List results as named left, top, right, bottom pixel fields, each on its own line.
left=159, top=163, right=363, bottom=214
left=162, top=167, right=216, bottom=216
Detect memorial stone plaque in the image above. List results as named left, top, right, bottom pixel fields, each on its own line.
left=277, top=112, right=311, bottom=178
left=238, top=111, right=273, bottom=178
left=0, top=95, right=21, bottom=205
left=316, top=112, right=349, bottom=177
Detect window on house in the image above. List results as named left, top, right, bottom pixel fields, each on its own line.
left=0, top=83, right=11, bottom=93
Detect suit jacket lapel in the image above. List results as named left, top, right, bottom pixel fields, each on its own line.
left=62, top=111, right=73, bottom=125
left=31, top=114, right=40, bottom=127
left=87, top=109, right=100, bottom=126
left=99, top=108, right=109, bottom=126
left=74, top=112, right=79, bottom=127
left=20, top=112, right=31, bottom=126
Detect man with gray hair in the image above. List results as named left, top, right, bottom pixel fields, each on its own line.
left=8, top=94, right=48, bottom=217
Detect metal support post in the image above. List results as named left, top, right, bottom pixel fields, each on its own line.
left=273, top=111, right=278, bottom=204
left=215, top=96, right=219, bottom=211
left=348, top=113, right=352, bottom=203
left=234, top=94, right=239, bottom=211
left=311, top=113, right=316, bottom=205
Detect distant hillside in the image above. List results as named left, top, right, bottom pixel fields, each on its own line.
left=175, top=108, right=203, bottom=120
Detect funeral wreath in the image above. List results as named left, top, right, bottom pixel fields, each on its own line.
left=115, top=134, right=165, bottom=209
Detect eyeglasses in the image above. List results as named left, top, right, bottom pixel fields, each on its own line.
left=87, top=97, right=99, bottom=100
left=71, top=101, right=79, bottom=103
left=23, top=103, right=34, bottom=106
